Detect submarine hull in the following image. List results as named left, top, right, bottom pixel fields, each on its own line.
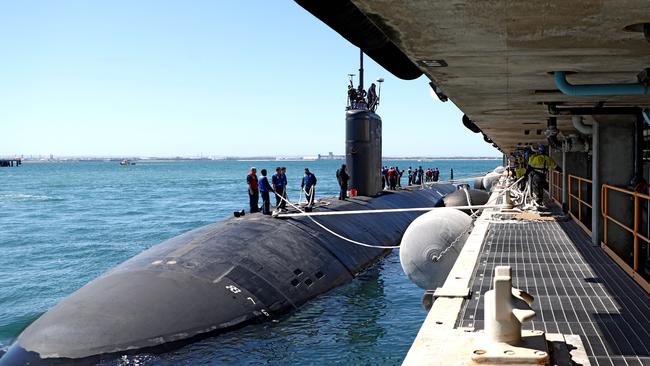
left=1, top=186, right=456, bottom=365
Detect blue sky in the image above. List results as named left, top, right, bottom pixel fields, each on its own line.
left=0, top=1, right=499, bottom=157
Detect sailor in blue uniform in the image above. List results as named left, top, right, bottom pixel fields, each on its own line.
left=272, top=167, right=286, bottom=211
left=336, top=164, right=350, bottom=200
left=258, top=169, right=273, bottom=215
left=301, top=168, right=317, bottom=208
left=281, top=167, right=288, bottom=207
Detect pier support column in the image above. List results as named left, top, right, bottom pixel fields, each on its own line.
left=593, top=116, right=636, bottom=254
left=562, top=149, right=568, bottom=211
left=560, top=149, right=590, bottom=228
left=591, top=121, right=600, bottom=247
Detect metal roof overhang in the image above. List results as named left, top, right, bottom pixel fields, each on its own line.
left=296, top=0, right=650, bottom=152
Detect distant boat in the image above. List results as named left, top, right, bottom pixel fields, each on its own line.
left=120, top=160, right=135, bottom=166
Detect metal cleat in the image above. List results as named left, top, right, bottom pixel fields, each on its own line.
left=500, top=190, right=515, bottom=210
left=471, top=265, right=549, bottom=365
left=484, top=266, right=535, bottom=343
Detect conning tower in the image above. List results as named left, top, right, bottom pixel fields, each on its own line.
left=346, top=110, right=382, bottom=196
left=346, top=50, right=382, bottom=197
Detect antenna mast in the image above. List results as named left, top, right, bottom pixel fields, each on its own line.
left=358, top=49, right=364, bottom=90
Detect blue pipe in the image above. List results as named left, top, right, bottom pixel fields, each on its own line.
left=554, top=71, right=648, bottom=96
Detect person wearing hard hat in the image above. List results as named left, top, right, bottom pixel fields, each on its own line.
left=527, top=145, right=556, bottom=206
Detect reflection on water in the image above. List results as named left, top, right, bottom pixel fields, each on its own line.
left=340, top=266, right=386, bottom=349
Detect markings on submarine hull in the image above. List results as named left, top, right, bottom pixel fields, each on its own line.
left=220, top=281, right=271, bottom=319
left=225, top=285, right=241, bottom=294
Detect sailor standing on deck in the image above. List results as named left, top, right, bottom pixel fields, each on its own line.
left=336, top=164, right=349, bottom=200
left=272, top=167, right=286, bottom=211
left=246, top=167, right=259, bottom=213
left=367, top=83, right=378, bottom=111
left=396, top=166, right=403, bottom=188
left=281, top=167, right=288, bottom=208
left=301, top=168, right=317, bottom=208
left=347, top=85, right=358, bottom=109
left=527, top=145, right=556, bottom=206
left=258, top=169, right=273, bottom=215
left=387, top=166, right=397, bottom=190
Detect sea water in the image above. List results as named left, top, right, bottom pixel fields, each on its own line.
left=0, top=159, right=498, bottom=365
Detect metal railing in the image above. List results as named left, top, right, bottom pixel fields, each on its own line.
left=601, top=184, right=650, bottom=292
left=550, top=170, right=563, bottom=204
left=568, top=175, right=592, bottom=234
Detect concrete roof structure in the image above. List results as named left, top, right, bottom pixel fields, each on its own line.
left=299, top=0, right=650, bottom=152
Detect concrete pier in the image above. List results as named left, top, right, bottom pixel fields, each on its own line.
left=403, top=202, right=650, bottom=365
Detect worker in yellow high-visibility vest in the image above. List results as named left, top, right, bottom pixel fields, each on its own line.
left=527, top=145, right=556, bottom=206
left=515, top=157, right=526, bottom=179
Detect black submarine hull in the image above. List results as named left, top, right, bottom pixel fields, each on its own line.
left=0, top=185, right=457, bottom=365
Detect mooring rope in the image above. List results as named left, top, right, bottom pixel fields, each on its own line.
left=275, top=204, right=503, bottom=218
left=423, top=174, right=486, bottom=186
left=271, top=175, right=525, bottom=250
left=273, top=189, right=402, bottom=249
left=462, top=186, right=476, bottom=216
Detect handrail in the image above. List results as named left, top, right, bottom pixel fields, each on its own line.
left=550, top=170, right=563, bottom=204
left=601, top=185, right=650, bottom=271
left=601, top=184, right=650, bottom=293
left=568, top=174, right=592, bottom=234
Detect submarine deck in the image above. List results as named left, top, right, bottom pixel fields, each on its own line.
left=403, top=204, right=650, bottom=366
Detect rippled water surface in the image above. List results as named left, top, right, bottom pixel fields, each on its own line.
left=0, top=159, right=497, bottom=365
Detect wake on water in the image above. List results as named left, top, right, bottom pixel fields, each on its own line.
left=0, top=194, right=59, bottom=201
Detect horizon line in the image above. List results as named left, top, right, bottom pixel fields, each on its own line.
left=7, top=154, right=501, bottom=160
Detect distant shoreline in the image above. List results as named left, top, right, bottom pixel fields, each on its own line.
left=15, top=156, right=501, bottom=163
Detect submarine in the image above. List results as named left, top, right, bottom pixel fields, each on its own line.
left=0, top=58, right=484, bottom=365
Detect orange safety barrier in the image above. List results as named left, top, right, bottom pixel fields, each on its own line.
left=601, top=184, right=650, bottom=292
left=568, top=175, right=592, bottom=234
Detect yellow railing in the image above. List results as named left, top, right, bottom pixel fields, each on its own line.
left=550, top=170, right=563, bottom=204
left=601, top=184, right=650, bottom=292
left=568, top=175, right=592, bottom=234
